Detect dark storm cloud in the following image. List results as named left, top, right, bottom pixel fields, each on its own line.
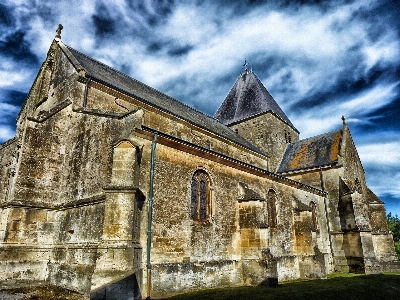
left=35, top=3, right=58, bottom=26
left=0, top=30, right=38, bottom=65
left=168, top=45, right=194, bottom=56
left=1, top=89, right=27, bottom=107
left=89, top=0, right=179, bottom=52
left=0, top=3, right=15, bottom=27
left=0, top=89, right=25, bottom=143
left=289, top=63, right=398, bottom=114
left=126, top=0, right=175, bottom=25
left=252, top=54, right=291, bottom=78
left=147, top=42, right=164, bottom=53
left=212, top=0, right=354, bottom=15
left=92, top=4, right=117, bottom=38
left=359, top=96, right=400, bottom=134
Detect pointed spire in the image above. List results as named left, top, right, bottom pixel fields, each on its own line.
left=55, top=24, right=63, bottom=39
left=214, top=69, right=297, bottom=131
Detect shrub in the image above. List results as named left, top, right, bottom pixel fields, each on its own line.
left=387, top=213, right=400, bottom=259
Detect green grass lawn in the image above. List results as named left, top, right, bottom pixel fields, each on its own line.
left=1, top=273, right=399, bottom=299
left=166, top=273, right=400, bottom=300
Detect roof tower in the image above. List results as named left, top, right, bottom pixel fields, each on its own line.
left=214, top=70, right=296, bottom=131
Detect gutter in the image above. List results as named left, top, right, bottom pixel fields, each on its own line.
left=138, top=126, right=327, bottom=197
left=146, top=134, right=157, bottom=300
left=83, top=77, right=91, bottom=107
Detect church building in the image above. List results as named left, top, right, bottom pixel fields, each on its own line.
left=0, top=27, right=399, bottom=299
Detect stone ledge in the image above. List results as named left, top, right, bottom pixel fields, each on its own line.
left=28, top=99, right=72, bottom=123
left=0, top=194, right=106, bottom=210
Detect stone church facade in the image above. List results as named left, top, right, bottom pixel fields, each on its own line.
left=0, top=29, right=399, bottom=299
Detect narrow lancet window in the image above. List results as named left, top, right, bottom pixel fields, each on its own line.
left=191, top=170, right=211, bottom=221
left=191, top=178, right=198, bottom=219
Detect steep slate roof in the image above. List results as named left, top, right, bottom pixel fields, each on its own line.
left=57, top=41, right=266, bottom=156
left=277, top=130, right=342, bottom=173
left=214, top=71, right=296, bottom=131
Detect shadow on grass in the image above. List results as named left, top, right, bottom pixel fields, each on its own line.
left=166, top=273, right=400, bottom=300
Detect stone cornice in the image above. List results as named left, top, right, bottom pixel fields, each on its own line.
left=137, top=126, right=327, bottom=197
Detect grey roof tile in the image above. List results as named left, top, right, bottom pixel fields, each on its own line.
left=277, top=130, right=342, bottom=173
left=214, top=71, right=296, bottom=131
left=60, top=42, right=266, bottom=156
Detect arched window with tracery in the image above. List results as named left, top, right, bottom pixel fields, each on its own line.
left=191, top=170, right=211, bottom=221
left=310, top=201, right=318, bottom=231
left=267, top=190, right=277, bottom=228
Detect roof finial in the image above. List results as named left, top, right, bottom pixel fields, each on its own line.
left=55, top=24, right=63, bottom=39
left=342, top=115, right=346, bottom=125
left=243, top=58, right=249, bottom=73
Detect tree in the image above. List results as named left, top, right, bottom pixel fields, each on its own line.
left=387, top=213, right=400, bottom=259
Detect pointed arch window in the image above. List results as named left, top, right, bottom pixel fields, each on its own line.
left=267, top=190, right=277, bottom=228
left=191, top=170, right=211, bottom=221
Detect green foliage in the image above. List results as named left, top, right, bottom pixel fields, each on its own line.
left=395, top=242, right=400, bottom=260
left=387, top=213, right=400, bottom=259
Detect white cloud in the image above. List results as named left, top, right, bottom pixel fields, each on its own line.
left=340, top=83, right=398, bottom=116
left=358, top=142, right=400, bottom=166
left=0, top=103, right=20, bottom=115
left=0, top=126, right=15, bottom=143
left=366, top=170, right=400, bottom=200
left=294, top=82, right=399, bottom=138
left=0, top=70, right=26, bottom=88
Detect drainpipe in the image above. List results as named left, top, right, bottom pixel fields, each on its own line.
left=146, top=134, right=157, bottom=300
left=83, top=77, right=91, bottom=108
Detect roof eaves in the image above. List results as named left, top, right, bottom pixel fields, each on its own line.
left=61, top=43, right=267, bottom=156
left=277, top=162, right=339, bottom=175
left=86, top=74, right=267, bottom=157
left=142, top=126, right=326, bottom=197
left=64, top=44, right=216, bottom=120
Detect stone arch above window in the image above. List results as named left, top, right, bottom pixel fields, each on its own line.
left=310, top=201, right=318, bottom=231
left=191, top=170, right=211, bottom=221
left=267, top=189, right=277, bottom=228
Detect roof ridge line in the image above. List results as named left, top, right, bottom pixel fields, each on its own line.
left=63, top=44, right=218, bottom=121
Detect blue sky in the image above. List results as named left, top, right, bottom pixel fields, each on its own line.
left=1, top=0, right=400, bottom=215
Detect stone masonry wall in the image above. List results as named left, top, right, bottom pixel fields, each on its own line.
left=1, top=41, right=335, bottom=298
left=145, top=141, right=330, bottom=297
left=229, top=112, right=299, bottom=172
